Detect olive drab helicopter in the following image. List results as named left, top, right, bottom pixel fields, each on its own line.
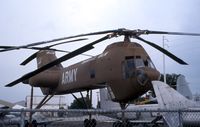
left=1, top=28, right=200, bottom=126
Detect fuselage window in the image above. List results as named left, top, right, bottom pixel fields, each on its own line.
left=90, top=69, right=95, bottom=79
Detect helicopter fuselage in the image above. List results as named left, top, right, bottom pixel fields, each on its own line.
left=29, top=41, right=160, bottom=103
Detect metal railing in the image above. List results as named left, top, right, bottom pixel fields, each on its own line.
left=0, top=109, right=200, bottom=127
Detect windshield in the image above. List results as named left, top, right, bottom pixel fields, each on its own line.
left=122, top=56, right=155, bottom=79
left=122, top=58, right=135, bottom=79
left=135, top=58, right=145, bottom=68
left=146, top=58, right=156, bottom=69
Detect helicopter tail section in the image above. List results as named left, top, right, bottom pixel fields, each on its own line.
left=36, top=50, right=63, bottom=70
left=27, top=50, right=62, bottom=88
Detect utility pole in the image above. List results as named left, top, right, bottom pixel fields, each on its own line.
left=96, top=91, right=100, bottom=108
left=162, top=36, right=169, bottom=84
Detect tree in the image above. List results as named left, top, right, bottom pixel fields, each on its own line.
left=148, top=73, right=180, bottom=98
left=68, top=97, right=92, bottom=109
left=160, top=73, right=180, bottom=89
left=58, top=106, right=65, bottom=117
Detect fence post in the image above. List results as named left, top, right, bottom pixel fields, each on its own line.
left=178, top=110, right=183, bottom=127
left=20, top=109, right=25, bottom=127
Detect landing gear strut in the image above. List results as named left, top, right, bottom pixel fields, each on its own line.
left=85, top=90, right=97, bottom=127
left=71, top=90, right=97, bottom=127
left=112, top=103, right=131, bottom=127
left=26, top=86, right=55, bottom=127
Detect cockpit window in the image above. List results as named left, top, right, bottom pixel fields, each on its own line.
left=122, top=57, right=135, bottom=79
left=126, top=59, right=135, bottom=69
left=123, top=56, right=153, bottom=79
left=134, top=58, right=145, bottom=68
left=145, top=58, right=156, bottom=69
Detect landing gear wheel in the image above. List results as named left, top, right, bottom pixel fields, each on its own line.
left=91, top=119, right=97, bottom=127
left=84, top=119, right=89, bottom=127
left=113, top=120, right=132, bottom=127
left=32, top=120, right=37, bottom=127
left=84, top=119, right=97, bottom=127
left=113, top=121, right=122, bottom=127
left=24, top=120, right=29, bottom=127
left=124, top=120, right=132, bottom=127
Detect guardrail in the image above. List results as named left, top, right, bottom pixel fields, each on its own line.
left=0, top=109, right=200, bottom=127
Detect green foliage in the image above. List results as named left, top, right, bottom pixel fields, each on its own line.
left=58, top=106, right=65, bottom=117
left=69, top=97, right=92, bottom=109
left=160, top=73, right=180, bottom=89
left=69, top=97, right=87, bottom=109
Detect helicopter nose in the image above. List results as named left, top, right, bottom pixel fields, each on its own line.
left=136, top=69, right=149, bottom=86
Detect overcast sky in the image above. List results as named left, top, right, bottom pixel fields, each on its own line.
left=0, top=0, right=200, bottom=106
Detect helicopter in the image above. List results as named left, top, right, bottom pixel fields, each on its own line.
left=2, top=28, right=200, bottom=127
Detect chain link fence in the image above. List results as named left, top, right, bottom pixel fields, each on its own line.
left=0, top=109, right=200, bottom=127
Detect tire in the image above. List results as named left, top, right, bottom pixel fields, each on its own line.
left=84, top=119, right=89, bottom=127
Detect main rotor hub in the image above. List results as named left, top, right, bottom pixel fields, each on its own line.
left=124, top=35, right=131, bottom=42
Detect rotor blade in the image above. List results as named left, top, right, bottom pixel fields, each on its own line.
left=135, top=36, right=188, bottom=65
left=20, top=39, right=92, bottom=66
left=0, top=38, right=88, bottom=52
left=0, top=46, right=15, bottom=49
left=0, top=38, right=87, bottom=50
left=142, top=30, right=200, bottom=36
left=2, top=29, right=200, bottom=52
left=20, top=49, right=93, bottom=66
left=20, top=52, right=37, bottom=65
left=47, top=38, right=88, bottom=48
left=0, top=29, right=120, bottom=52
left=50, top=50, right=94, bottom=57
left=29, top=47, right=94, bottom=57
left=20, top=39, right=91, bottom=66
left=30, top=47, right=94, bottom=57
left=5, top=34, right=113, bottom=87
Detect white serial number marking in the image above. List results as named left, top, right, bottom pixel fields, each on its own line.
left=62, top=68, right=78, bottom=84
